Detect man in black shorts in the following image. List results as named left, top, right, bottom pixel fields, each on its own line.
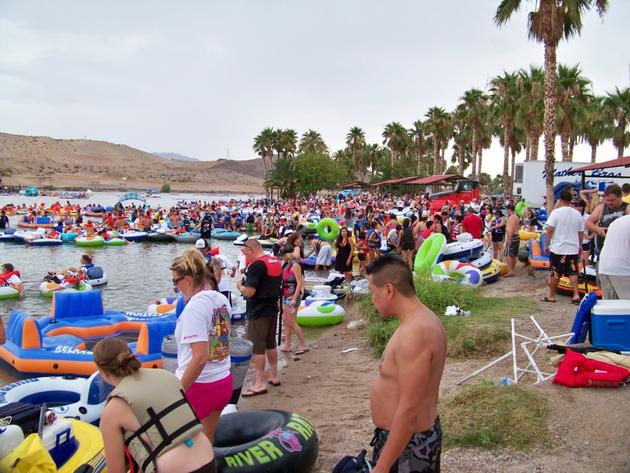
left=503, top=204, right=520, bottom=277
left=542, top=189, right=584, bottom=304
left=237, top=238, right=282, bottom=396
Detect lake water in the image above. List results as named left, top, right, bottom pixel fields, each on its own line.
left=0, top=192, right=262, bottom=385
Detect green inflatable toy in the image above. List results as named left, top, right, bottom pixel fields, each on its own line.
left=515, top=200, right=528, bottom=218
left=414, top=233, right=446, bottom=276
left=316, top=218, right=340, bottom=241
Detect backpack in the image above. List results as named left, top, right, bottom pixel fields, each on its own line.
left=332, top=449, right=373, bottom=473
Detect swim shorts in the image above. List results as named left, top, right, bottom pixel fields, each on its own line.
left=503, top=236, right=520, bottom=258
left=371, top=417, right=442, bottom=473
left=282, top=295, right=302, bottom=312
left=549, top=252, right=579, bottom=278
left=186, top=373, right=233, bottom=420
left=246, top=313, right=278, bottom=354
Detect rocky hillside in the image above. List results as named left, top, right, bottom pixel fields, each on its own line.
left=0, top=133, right=264, bottom=193
left=153, top=152, right=198, bottom=162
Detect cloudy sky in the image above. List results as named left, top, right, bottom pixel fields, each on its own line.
left=0, top=1, right=628, bottom=176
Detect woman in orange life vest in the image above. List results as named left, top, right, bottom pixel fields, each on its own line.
left=0, top=263, right=24, bottom=297
left=279, top=244, right=308, bottom=355
left=95, top=337, right=217, bottom=473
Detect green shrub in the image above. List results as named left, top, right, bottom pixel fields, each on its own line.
left=160, top=183, right=171, bottom=193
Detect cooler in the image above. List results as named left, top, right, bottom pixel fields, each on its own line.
left=591, top=300, right=630, bottom=352
left=229, top=337, right=253, bottom=404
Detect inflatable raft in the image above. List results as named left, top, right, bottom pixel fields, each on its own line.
left=296, top=300, right=345, bottom=327
left=443, top=233, right=484, bottom=260
left=431, top=260, right=484, bottom=287
left=213, top=228, right=242, bottom=241
left=528, top=234, right=550, bottom=270
left=0, top=412, right=106, bottom=473
left=40, top=281, right=93, bottom=297
left=75, top=235, right=105, bottom=247
left=0, top=286, right=20, bottom=300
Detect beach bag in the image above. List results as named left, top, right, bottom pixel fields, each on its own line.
left=332, top=449, right=373, bottom=473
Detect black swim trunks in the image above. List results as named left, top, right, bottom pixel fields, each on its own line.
left=371, top=417, right=442, bottom=473
left=549, top=252, right=579, bottom=278
left=504, top=235, right=520, bottom=258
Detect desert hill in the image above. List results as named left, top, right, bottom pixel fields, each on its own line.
left=154, top=152, right=198, bottom=162
left=0, top=133, right=264, bottom=193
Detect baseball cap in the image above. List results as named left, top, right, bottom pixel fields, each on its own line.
left=195, top=239, right=206, bottom=249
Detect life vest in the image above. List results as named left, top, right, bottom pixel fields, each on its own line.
left=108, top=368, right=202, bottom=473
left=0, top=270, right=21, bottom=283
left=553, top=349, right=630, bottom=388
left=282, top=259, right=301, bottom=296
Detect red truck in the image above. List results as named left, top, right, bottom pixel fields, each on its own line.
left=428, top=178, right=479, bottom=213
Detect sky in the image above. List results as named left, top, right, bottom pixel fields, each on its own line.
left=0, top=0, right=629, bottom=177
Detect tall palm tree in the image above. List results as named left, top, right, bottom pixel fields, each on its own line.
left=409, top=120, right=429, bottom=175
left=490, top=71, right=519, bottom=195
left=266, top=157, right=297, bottom=198
left=365, top=143, right=384, bottom=178
left=580, top=96, right=610, bottom=163
left=382, top=122, right=408, bottom=168
left=603, top=87, right=630, bottom=158
left=425, top=107, right=451, bottom=174
left=495, top=0, right=609, bottom=210
left=345, top=127, right=366, bottom=170
left=276, top=129, right=298, bottom=159
left=253, top=127, right=276, bottom=177
left=556, top=64, right=592, bottom=161
left=298, top=130, right=328, bottom=155
left=451, top=104, right=470, bottom=176
left=460, top=88, right=489, bottom=177
left=516, top=65, right=545, bottom=161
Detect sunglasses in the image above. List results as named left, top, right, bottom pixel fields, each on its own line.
left=172, top=275, right=186, bottom=286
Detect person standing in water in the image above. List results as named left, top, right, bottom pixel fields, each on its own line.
left=367, top=255, right=446, bottom=472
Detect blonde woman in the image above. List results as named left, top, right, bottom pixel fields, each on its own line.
left=170, top=249, right=232, bottom=442
left=95, top=337, right=216, bottom=473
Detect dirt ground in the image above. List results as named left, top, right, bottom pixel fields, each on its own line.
left=239, top=263, right=630, bottom=473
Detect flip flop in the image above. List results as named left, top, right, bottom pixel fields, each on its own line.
left=268, top=380, right=282, bottom=387
left=241, top=388, right=268, bottom=398
left=572, top=299, right=581, bottom=305
left=540, top=297, right=557, bottom=303
left=278, top=347, right=292, bottom=353
left=295, top=348, right=310, bottom=355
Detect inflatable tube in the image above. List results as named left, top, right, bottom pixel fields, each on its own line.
left=104, top=237, right=126, bottom=246
left=0, top=416, right=106, bottom=473
left=519, top=229, right=541, bottom=241
left=443, top=238, right=484, bottom=260
left=233, top=234, right=248, bottom=246
left=214, top=410, right=318, bottom=473
left=0, top=372, right=112, bottom=425
left=85, top=266, right=108, bottom=286
left=40, top=281, right=93, bottom=297
left=121, top=230, right=147, bottom=242
left=414, top=233, right=446, bottom=276
left=515, top=200, right=528, bottom=218
left=518, top=246, right=530, bottom=263
left=75, top=235, right=105, bottom=247
left=147, top=230, right=176, bottom=242
left=296, top=300, right=345, bottom=327
left=27, top=237, right=62, bottom=246
left=557, top=277, right=602, bottom=299
left=528, top=236, right=549, bottom=270
left=431, top=260, right=484, bottom=287
left=61, top=232, right=78, bottom=243
left=305, top=285, right=339, bottom=302
left=315, top=218, right=339, bottom=241
left=213, top=229, right=243, bottom=241
left=173, top=232, right=201, bottom=243
left=481, top=260, right=504, bottom=284
left=0, top=232, right=15, bottom=242
left=0, top=286, right=20, bottom=301
left=469, top=248, right=493, bottom=270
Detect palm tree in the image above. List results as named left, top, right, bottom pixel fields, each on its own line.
left=425, top=107, right=451, bottom=174
left=266, top=156, right=298, bottom=198
left=451, top=104, right=470, bottom=176
left=382, top=122, right=408, bottom=168
left=276, top=129, right=298, bottom=159
left=345, top=127, right=366, bottom=170
left=580, top=96, right=610, bottom=163
left=556, top=64, right=592, bottom=162
left=460, top=88, right=489, bottom=177
left=253, top=127, right=276, bottom=177
left=516, top=66, right=545, bottom=161
left=495, top=0, right=609, bottom=210
left=603, top=87, right=630, bottom=158
left=490, top=71, right=519, bottom=195
left=365, top=143, right=384, bottom=178
left=409, top=120, right=429, bottom=175
left=298, top=130, right=328, bottom=155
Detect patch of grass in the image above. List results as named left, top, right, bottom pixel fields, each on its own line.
left=360, top=276, right=536, bottom=358
left=440, top=382, right=552, bottom=450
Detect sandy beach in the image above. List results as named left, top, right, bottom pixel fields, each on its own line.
left=241, top=265, right=630, bottom=473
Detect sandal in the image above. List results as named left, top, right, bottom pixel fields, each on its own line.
left=540, top=296, right=557, bottom=303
